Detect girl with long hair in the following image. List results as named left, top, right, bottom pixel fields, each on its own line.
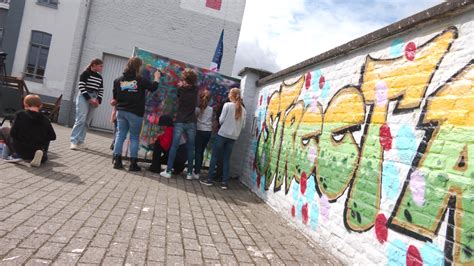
left=200, top=88, right=246, bottom=189
left=111, top=57, right=161, bottom=171
left=70, top=58, right=103, bottom=150
left=193, top=90, right=213, bottom=178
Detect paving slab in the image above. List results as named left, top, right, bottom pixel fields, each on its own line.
left=0, top=125, right=340, bottom=265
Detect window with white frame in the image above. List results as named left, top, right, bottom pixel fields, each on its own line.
left=37, top=0, right=58, bottom=8
left=25, top=31, right=52, bottom=81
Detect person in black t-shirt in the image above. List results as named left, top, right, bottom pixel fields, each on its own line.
left=111, top=57, right=160, bottom=171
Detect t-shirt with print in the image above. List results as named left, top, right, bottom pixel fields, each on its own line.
left=113, top=72, right=159, bottom=117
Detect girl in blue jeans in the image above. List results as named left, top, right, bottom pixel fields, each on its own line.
left=70, top=58, right=103, bottom=150
left=200, top=88, right=246, bottom=189
left=111, top=57, right=160, bottom=171
left=193, top=90, right=213, bottom=179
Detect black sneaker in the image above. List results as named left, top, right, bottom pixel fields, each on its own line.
left=200, top=180, right=213, bottom=186
left=220, top=183, right=228, bottom=190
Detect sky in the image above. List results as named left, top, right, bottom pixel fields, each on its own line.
left=232, top=0, right=444, bottom=75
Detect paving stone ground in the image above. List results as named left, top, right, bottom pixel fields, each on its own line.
left=0, top=124, right=340, bottom=265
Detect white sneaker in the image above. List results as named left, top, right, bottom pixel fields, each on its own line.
left=193, top=172, right=200, bottom=180
left=160, top=171, right=172, bottom=179
left=186, top=173, right=193, bottom=180
left=70, top=143, right=79, bottom=150
left=30, top=150, right=43, bottom=167
left=78, top=143, right=88, bottom=150
left=5, top=155, right=22, bottom=163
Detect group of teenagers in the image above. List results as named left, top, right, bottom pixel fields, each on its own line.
left=69, top=57, right=246, bottom=189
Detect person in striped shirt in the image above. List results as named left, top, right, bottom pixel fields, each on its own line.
left=70, top=58, right=104, bottom=150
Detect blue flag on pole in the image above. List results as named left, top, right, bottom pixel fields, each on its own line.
left=210, top=29, right=224, bottom=72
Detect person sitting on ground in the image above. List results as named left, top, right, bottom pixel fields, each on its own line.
left=0, top=94, right=56, bottom=167
left=148, top=115, right=174, bottom=173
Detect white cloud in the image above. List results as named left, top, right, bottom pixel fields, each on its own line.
left=233, top=0, right=443, bottom=75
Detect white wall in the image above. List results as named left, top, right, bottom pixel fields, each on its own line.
left=11, top=0, right=83, bottom=98
left=60, top=0, right=246, bottom=126
left=237, top=10, right=474, bottom=265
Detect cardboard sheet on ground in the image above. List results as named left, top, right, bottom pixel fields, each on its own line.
left=132, top=48, right=240, bottom=161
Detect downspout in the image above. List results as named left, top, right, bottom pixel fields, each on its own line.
left=66, top=0, right=92, bottom=125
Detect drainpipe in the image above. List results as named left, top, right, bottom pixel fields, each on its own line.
left=66, top=0, right=93, bottom=125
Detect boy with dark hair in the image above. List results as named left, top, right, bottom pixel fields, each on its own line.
left=161, top=68, right=199, bottom=179
left=0, top=94, right=56, bottom=167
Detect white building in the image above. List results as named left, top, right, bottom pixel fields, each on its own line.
left=3, top=0, right=246, bottom=129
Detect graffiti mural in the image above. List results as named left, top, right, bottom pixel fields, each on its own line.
left=134, top=48, right=240, bottom=152
left=249, top=27, right=473, bottom=264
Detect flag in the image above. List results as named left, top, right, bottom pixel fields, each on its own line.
left=210, top=29, right=224, bottom=72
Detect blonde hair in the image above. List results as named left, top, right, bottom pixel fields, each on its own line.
left=124, top=57, right=143, bottom=77
left=198, top=90, right=211, bottom=116
left=229, top=88, right=243, bottom=120
left=24, top=94, right=42, bottom=108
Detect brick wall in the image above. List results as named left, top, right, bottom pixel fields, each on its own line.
left=237, top=5, right=473, bottom=265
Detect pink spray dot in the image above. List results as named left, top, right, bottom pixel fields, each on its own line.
left=310, top=96, right=319, bottom=112
left=305, top=72, right=312, bottom=90
left=375, top=213, right=388, bottom=244
left=302, top=203, right=309, bottom=224
left=375, top=80, right=388, bottom=106
left=409, top=170, right=425, bottom=207
left=320, top=195, right=330, bottom=221
left=405, top=42, right=417, bottom=61
left=379, top=123, right=393, bottom=151
left=307, top=146, right=317, bottom=163
left=406, top=245, right=423, bottom=266
left=319, top=76, right=325, bottom=89
left=300, top=172, right=307, bottom=195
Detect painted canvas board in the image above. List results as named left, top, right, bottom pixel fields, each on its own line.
left=133, top=48, right=240, bottom=159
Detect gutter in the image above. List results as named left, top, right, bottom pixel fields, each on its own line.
left=66, top=0, right=93, bottom=124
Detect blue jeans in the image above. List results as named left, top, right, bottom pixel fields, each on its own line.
left=113, top=110, right=143, bottom=158
left=70, top=93, right=97, bottom=144
left=166, top=122, right=196, bottom=174
left=194, top=130, right=212, bottom=174
left=207, top=135, right=235, bottom=184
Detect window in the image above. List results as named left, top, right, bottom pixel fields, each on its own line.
left=25, top=31, right=52, bottom=81
left=37, top=0, right=58, bottom=8
left=0, top=29, right=3, bottom=44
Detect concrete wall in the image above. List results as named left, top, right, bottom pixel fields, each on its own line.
left=237, top=5, right=473, bottom=265
left=59, top=0, right=246, bottom=126
left=10, top=0, right=83, bottom=98
left=1, top=0, right=25, bottom=74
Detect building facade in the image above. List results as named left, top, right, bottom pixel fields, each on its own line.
left=3, top=0, right=246, bottom=129
left=0, top=0, right=9, bottom=46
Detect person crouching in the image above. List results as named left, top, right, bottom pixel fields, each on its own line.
left=1, top=94, right=56, bottom=167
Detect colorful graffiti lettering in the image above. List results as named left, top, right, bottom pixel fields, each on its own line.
left=251, top=27, right=473, bottom=264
